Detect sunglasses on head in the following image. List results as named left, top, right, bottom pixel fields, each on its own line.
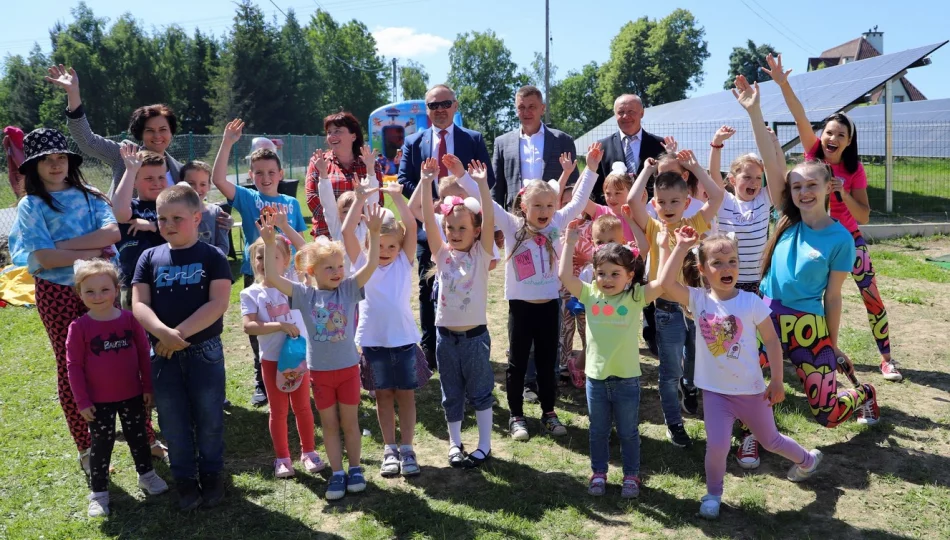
left=426, top=99, right=454, bottom=111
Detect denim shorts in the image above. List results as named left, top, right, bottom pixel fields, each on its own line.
left=363, top=344, right=418, bottom=390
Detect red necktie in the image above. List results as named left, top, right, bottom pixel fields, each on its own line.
left=437, top=128, right=448, bottom=178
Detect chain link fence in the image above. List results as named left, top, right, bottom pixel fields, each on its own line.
left=576, top=120, right=950, bottom=223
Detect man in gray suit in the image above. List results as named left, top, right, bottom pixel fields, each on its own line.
left=491, top=85, right=579, bottom=210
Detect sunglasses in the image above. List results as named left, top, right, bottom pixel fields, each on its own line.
left=426, top=99, right=455, bottom=111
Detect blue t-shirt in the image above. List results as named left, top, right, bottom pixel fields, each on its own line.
left=760, top=220, right=855, bottom=315
left=132, top=241, right=233, bottom=345
left=16, top=188, right=116, bottom=285
left=117, top=199, right=164, bottom=286
left=229, top=185, right=307, bottom=276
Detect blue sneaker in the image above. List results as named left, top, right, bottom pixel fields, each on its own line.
left=347, top=466, right=366, bottom=493
left=326, top=473, right=347, bottom=501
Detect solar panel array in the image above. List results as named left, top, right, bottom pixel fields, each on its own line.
left=575, top=41, right=949, bottom=165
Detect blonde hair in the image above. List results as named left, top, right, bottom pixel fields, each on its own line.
left=592, top=214, right=622, bottom=240
left=137, top=150, right=166, bottom=168
left=509, top=180, right=559, bottom=264
left=249, top=236, right=292, bottom=283
left=603, top=172, right=633, bottom=193
left=337, top=191, right=356, bottom=217
left=73, top=259, right=121, bottom=294
left=295, top=240, right=346, bottom=280
left=729, top=153, right=765, bottom=179
left=438, top=175, right=463, bottom=196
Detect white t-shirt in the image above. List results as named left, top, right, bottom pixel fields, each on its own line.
left=434, top=213, right=500, bottom=261
left=716, top=190, right=771, bottom=284
left=647, top=197, right=717, bottom=234
left=240, top=283, right=296, bottom=361
left=688, top=287, right=772, bottom=395
left=354, top=251, right=421, bottom=347
left=435, top=242, right=491, bottom=327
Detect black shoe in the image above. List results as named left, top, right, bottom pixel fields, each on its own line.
left=177, top=478, right=203, bottom=511
left=462, top=449, right=491, bottom=469
left=448, top=444, right=466, bottom=468
left=666, top=423, right=692, bottom=448
left=199, top=472, right=225, bottom=508
left=250, top=387, right=268, bottom=407
left=679, top=379, right=699, bottom=415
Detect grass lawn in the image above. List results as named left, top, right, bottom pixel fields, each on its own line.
left=1, top=235, right=950, bottom=539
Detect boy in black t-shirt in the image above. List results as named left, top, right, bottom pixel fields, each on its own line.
left=113, top=144, right=169, bottom=308
left=132, top=184, right=232, bottom=512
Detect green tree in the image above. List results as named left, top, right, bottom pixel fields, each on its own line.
left=548, top=62, right=608, bottom=138
left=178, top=29, right=219, bottom=134
left=447, top=30, right=523, bottom=143
left=279, top=9, right=323, bottom=133
left=723, top=40, right=777, bottom=89
left=598, top=9, right=709, bottom=108
left=525, top=51, right=557, bottom=92
left=399, top=60, right=428, bottom=101
left=0, top=46, right=50, bottom=131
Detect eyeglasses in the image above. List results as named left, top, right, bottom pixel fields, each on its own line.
left=426, top=100, right=455, bottom=111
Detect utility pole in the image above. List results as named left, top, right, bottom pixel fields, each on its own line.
left=544, top=0, right=550, bottom=123
left=392, top=58, right=398, bottom=102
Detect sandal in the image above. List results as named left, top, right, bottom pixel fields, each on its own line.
left=567, top=355, right=585, bottom=389
left=151, top=441, right=169, bottom=463
left=462, top=449, right=491, bottom=469
left=448, top=444, right=466, bottom=468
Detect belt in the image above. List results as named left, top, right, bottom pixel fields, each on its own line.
left=654, top=299, right=682, bottom=312
left=437, top=325, right=488, bottom=338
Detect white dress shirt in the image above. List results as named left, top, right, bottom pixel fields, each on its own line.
left=430, top=125, right=455, bottom=159
left=519, top=124, right=545, bottom=185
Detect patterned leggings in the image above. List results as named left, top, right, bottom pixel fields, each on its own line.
left=88, top=396, right=154, bottom=492
left=35, top=278, right=158, bottom=452
left=851, top=229, right=890, bottom=356
left=559, top=288, right=586, bottom=367
left=759, top=297, right=874, bottom=428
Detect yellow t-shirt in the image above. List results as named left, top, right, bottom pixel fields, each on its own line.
left=645, top=214, right=710, bottom=281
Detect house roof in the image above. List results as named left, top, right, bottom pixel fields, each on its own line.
left=869, top=77, right=928, bottom=102
left=811, top=35, right=927, bottom=102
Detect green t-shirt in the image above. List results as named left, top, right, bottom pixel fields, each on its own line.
left=580, top=282, right=644, bottom=380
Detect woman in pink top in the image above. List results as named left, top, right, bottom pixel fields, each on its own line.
left=766, top=53, right=901, bottom=383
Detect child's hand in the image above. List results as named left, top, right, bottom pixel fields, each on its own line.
left=565, top=218, right=582, bottom=242
left=643, top=157, right=658, bottom=174
left=762, top=53, right=791, bottom=86
left=353, top=181, right=379, bottom=202
left=280, top=321, right=301, bottom=338
left=621, top=203, right=634, bottom=221
left=155, top=327, right=189, bottom=357
left=273, top=204, right=291, bottom=230
left=674, top=225, right=699, bottom=247
left=45, top=64, right=81, bottom=98
left=676, top=149, right=701, bottom=172
left=468, top=159, right=488, bottom=184
left=585, top=142, right=604, bottom=171
left=127, top=218, right=156, bottom=236
left=79, top=405, right=96, bottom=422
left=421, top=157, right=439, bottom=181
left=442, top=154, right=466, bottom=178
left=662, top=136, right=678, bottom=154
left=712, top=126, right=736, bottom=146
left=731, top=75, right=760, bottom=111
left=380, top=182, right=403, bottom=197
left=143, top=393, right=154, bottom=409
left=657, top=225, right=670, bottom=249
left=364, top=204, right=384, bottom=235
left=216, top=212, right=234, bottom=230
left=224, top=119, right=244, bottom=145
left=764, top=378, right=785, bottom=405
left=120, top=142, right=142, bottom=172
left=256, top=211, right=277, bottom=244
left=359, top=144, right=376, bottom=167
left=559, top=152, right=576, bottom=175
left=312, top=149, right=329, bottom=178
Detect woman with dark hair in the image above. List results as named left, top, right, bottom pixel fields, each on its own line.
left=45, top=65, right=182, bottom=197
left=765, top=54, right=902, bottom=383
left=305, top=111, right=383, bottom=238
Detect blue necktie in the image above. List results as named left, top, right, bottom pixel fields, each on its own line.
left=624, top=135, right=638, bottom=174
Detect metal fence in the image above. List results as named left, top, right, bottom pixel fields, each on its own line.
left=0, top=133, right=326, bottom=238
left=577, top=120, right=950, bottom=223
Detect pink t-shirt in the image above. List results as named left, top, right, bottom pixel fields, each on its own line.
left=590, top=204, right=636, bottom=245
left=806, top=140, right=867, bottom=233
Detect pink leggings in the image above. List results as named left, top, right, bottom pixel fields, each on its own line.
left=703, top=390, right=814, bottom=496
left=262, top=360, right=315, bottom=459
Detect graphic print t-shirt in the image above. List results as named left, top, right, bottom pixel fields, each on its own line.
left=240, top=284, right=296, bottom=361
left=117, top=199, right=164, bottom=286
left=688, top=287, right=772, bottom=395
left=291, top=278, right=363, bottom=371
left=229, top=185, right=307, bottom=276
left=132, top=241, right=233, bottom=345
left=580, top=282, right=644, bottom=380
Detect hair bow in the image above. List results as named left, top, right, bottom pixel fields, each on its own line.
left=439, top=196, right=481, bottom=215
left=610, top=161, right=627, bottom=174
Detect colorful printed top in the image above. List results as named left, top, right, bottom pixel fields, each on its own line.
left=240, top=284, right=296, bottom=361
left=580, top=282, right=644, bottom=379
left=434, top=243, right=492, bottom=327
left=291, top=278, right=363, bottom=371
left=228, top=185, right=307, bottom=276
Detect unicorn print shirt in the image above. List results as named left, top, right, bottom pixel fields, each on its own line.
left=687, top=287, right=772, bottom=395
left=434, top=242, right=491, bottom=328
left=291, top=278, right=363, bottom=371
left=580, top=282, right=644, bottom=380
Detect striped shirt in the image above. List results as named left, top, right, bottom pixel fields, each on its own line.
left=717, top=191, right=771, bottom=284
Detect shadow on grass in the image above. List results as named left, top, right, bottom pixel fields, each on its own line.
left=853, top=363, right=950, bottom=394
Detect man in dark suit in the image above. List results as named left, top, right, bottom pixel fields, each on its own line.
left=593, top=94, right=666, bottom=203
left=398, top=84, right=495, bottom=369
left=491, top=85, right=579, bottom=210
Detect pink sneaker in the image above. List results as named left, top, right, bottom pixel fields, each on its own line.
left=880, top=359, right=902, bottom=382
left=856, top=385, right=881, bottom=425
left=274, top=458, right=295, bottom=478
left=301, top=452, right=326, bottom=474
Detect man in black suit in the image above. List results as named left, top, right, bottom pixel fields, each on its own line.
left=398, top=84, right=495, bottom=369
left=593, top=94, right=665, bottom=203
left=491, top=85, right=579, bottom=210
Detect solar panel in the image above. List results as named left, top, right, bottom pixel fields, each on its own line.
left=575, top=41, right=948, bottom=164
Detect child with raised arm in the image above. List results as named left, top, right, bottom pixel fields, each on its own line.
left=558, top=218, right=671, bottom=499
left=658, top=226, right=821, bottom=519
left=261, top=206, right=383, bottom=501
left=312, top=144, right=380, bottom=245
left=420, top=157, right=496, bottom=469
left=625, top=148, right=724, bottom=447
left=180, top=160, right=231, bottom=256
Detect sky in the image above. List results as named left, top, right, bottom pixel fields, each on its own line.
left=4, top=0, right=949, bottom=104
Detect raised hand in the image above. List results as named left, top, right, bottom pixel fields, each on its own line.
left=120, top=142, right=143, bottom=172
left=421, top=157, right=440, bottom=181
left=642, top=157, right=658, bottom=175
left=662, top=136, right=678, bottom=154
left=224, top=119, right=244, bottom=145
left=380, top=182, right=403, bottom=197
left=559, top=152, right=576, bottom=175
left=674, top=225, right=699, bottom=247
left=44, top=65, right=80, bottom=97
left=359, top=144, right=376, bottom=167
left=441, top=154, right=465, bottom=178
left=565, top=217, right=583, bottom=241
left=676, top=149, right=700, bottom=172
left=712, top=126, right=736, bottom=146
left=256, top=210, right=277, bottom=244
left=364, top=204, right=384, bottom=234
left=273, top=203, right=291, bottom=230
left=353, top=181, right=379, bottom=202
left=468, top=160, right=488, bottom=184
left=732, top=75, right=760, bottom=111
left=311, top=149, right=329, bottom=178
left=586, top=142, right=604, bottom=171
left=762, top=53, right=791, bottom=86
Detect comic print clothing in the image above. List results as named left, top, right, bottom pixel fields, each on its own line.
left=850, top=229, right=890, bottom=356
left=291, top=278, right=363, bottom=371
left=434, top=243, right=491, bottom=328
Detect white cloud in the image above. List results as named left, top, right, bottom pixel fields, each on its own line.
left=373, top=27, right=451, bottom=58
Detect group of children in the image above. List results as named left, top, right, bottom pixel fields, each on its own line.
left=17, top=53, right=896, bottom=520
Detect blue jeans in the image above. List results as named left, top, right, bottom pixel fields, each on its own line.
left=436, top=326, right=494, bottom=422
left=587, top=376, right=641, bottom=476
left=654, top=299, right=685, bottom=426
left=152, top=336, right=226, bottom=480
left=364, top=344, right=417, bottom=390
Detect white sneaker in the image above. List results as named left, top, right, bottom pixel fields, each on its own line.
left=735, top=433, right=760, bottom=470
left=87, top=492, right=110, bottom=517
left=137, top=470, right=169, bottom=495
left=787, top=449, right=823, bottom=482
left=699, top=494, right=721, bottom=519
